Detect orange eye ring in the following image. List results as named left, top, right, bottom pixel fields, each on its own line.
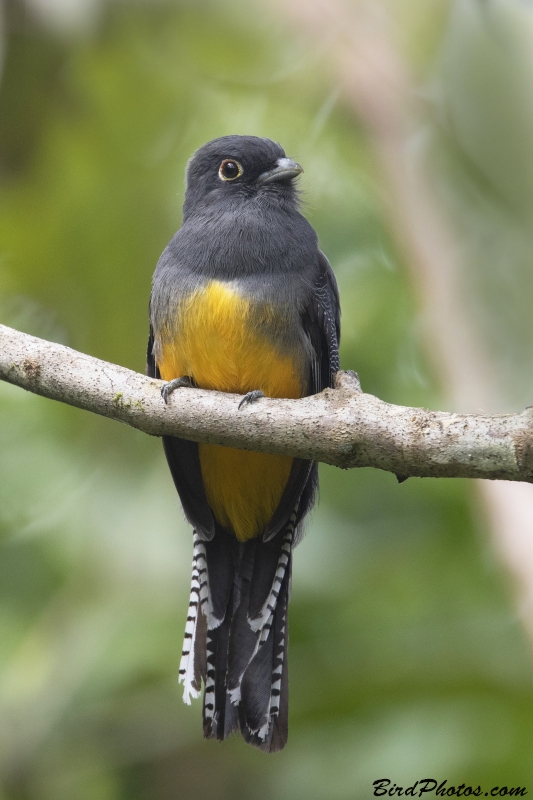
left=218, top=159, right=243, bottom=181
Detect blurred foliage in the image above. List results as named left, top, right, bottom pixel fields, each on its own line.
left=1, top=0, right=533, bottom=798
left=424, top=0, right=533, bottom=410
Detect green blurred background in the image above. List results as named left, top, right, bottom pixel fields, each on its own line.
left=2, top=0, right=533, bottom=797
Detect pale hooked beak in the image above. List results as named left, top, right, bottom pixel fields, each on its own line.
left=257, top=157, right=304, bottom=185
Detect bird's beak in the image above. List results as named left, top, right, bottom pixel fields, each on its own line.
left=257, top=157, right=303, bottom=185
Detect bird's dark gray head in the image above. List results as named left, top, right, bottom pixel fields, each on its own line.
left=183, top=135, right=303, bottom=219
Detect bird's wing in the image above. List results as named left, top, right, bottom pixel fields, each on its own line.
left=262, top=250, right=340, bottom=541
left=302, top=249, right=341, bottom=395
left=146, top=323, right=159, bottom=380
left=147, top=320, right=216, bottom=540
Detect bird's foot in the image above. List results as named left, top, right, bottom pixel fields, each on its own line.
left=161, top=375, right=195, bottom=404
left=238, top=390, right=265, bottom=410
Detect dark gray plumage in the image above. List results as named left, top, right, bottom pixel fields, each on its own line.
left=147, top=135, right=340, bottom=751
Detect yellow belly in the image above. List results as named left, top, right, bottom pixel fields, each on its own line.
left=157, top=280, right=304, bottom=541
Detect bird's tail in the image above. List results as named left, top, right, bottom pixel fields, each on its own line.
left=178, top=514, right=296, bottom=752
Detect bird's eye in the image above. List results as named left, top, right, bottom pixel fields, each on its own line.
left=219, top=159, right=243, bottom=181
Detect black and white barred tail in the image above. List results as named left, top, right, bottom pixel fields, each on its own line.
left=178, top=515, right=296, bottom=752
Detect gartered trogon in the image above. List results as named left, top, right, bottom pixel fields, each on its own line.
left=147, top=136, right=340, bottom=752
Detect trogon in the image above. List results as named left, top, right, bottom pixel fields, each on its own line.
left=147, top=136, right=340, bottom=752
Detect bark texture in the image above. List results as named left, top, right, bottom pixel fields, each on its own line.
left=1, top=323, right=533, bottom=482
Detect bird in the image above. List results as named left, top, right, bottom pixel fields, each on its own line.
left=147, top=135, right=340, bottom=752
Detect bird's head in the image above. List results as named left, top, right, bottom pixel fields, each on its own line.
left=182, top=135, right=303, bottom=218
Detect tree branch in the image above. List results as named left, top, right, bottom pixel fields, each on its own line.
left=1, top=322, right=533, bottom=482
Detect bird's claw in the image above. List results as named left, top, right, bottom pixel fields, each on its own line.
left=238, top=390, right=265, bottom=410
left=161, top=376, right=195, bottom=404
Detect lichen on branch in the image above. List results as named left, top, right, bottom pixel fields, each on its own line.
left=1, top=323, right=532, bottom=483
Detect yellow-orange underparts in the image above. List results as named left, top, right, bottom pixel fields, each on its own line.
left=158, top=281, right=304, bottom=542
